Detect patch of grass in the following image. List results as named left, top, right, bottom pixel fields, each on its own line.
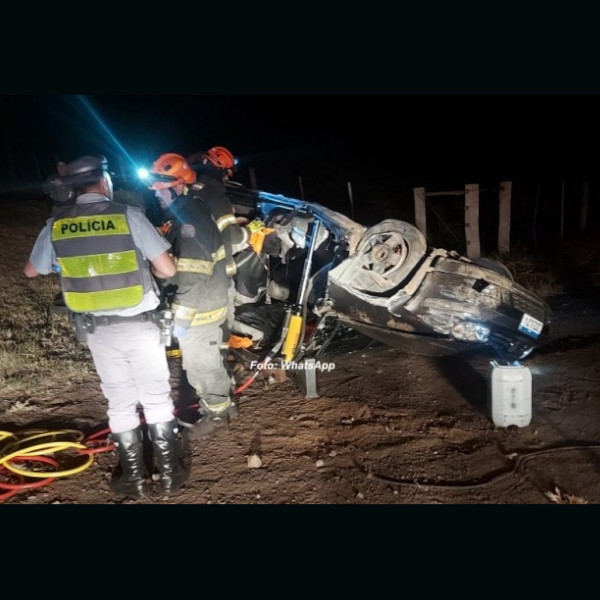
left=0, top=305, right=93, bottom=397
left=0, top=200, right=95, bottom=399
left=490, top=250, right=564, bottom=298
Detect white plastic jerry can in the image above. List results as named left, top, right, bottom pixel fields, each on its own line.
left=488, top=360, right=532, bottom=428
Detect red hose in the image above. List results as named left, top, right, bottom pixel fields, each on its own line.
left=234, top=373, right=259, bottom=395
left=0, top=455, right=60, bottom=502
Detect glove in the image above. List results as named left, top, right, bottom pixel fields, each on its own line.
left=172, top=311, right=194, bottom=340
left=249, top=227, right=276, bottom=253
left=173, top=320, right=190, bottom=340
left=247, top=218, right=266, bottom=233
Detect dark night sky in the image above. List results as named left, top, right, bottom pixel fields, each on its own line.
left=3, top=94, right=598, bottom=186
left=1, top=94, right=599, bottom=248
left=1, top=95, right=599, bottom=241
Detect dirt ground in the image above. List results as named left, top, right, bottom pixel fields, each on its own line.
left=3, top=198, right=600, bottom=505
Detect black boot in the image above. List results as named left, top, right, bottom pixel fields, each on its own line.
left=186, top=401, right=239, bottom=440
left=147, top=420, right=188, bottom=494
left=110, top=427, right=148, bottom=499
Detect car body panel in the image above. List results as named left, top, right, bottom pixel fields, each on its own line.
left=227, top=183, right=551, bottom=361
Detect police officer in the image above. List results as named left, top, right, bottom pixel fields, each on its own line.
left=42, top=160, right=76, bottom=217
left=149, top=153, right=237, bottom=439
left=24, top=154, right=187, bottom=499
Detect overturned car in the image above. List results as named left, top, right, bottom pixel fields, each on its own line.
left=227, top=183, right=551, bottom=364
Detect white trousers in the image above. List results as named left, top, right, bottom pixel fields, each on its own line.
left=86, top=320, right=174, bottom=433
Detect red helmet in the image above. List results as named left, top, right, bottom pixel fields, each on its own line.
left=202, top=146, right=236, bottom=171
left=149, top=153, right=196, bottom=189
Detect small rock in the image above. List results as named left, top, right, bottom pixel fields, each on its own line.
left=315, top=459, right=325, bottom=468
left=247, top=454, right=262, bottom=469
left=356, top=492, right=364, bottom=499
left=328, top=450, right=337, bottom=457
left=152, top=473, right=161, bottom=481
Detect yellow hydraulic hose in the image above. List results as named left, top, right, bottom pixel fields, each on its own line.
left=1, top=429, right=96, bottom=479
left=0, top=441, right=92, bottom=478
left=1, top=429, right=85, bottom=455
left=0, top=431, right=16, bottom=443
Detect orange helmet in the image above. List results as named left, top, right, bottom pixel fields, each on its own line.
left=202, top=146, right=235, bottom=170
left=149, top=153, right=196, bottom=189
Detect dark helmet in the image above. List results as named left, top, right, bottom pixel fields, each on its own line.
left=203, top=146, right=235, bottom=170
left=188, top=146, right=236, bottom=177
left=65, top=155, right=112, bottom=186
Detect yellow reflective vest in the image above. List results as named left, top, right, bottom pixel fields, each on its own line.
left=51, top=202, right=147, bottom=313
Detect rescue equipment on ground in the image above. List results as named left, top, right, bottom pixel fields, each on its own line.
left=488, top=360, right=532, bottom=427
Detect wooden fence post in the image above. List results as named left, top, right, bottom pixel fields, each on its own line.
left=347, top=181, right=355, bottom=220
left=249, top=168, right=258, bottom=190
left=498, top=181, right=512, bottom=255
left=413, top=186, right=426, bottom=238
left=464, top=183, right=480, bottom=258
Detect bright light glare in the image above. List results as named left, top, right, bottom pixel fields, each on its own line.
left=138, top=168, right=150, bottom=179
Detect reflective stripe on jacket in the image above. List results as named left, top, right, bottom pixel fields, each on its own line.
left=51, top=202, right=147, bottom=312
left=191, top=176, right=250, bottom=278
left=163, top=195, right=229, bottom=326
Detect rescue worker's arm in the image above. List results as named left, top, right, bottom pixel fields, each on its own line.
left=24, top=261, right=40, bottom=278
left=203, top=186, right=249, bottom=255
left=127, top=208, right=175, bottom=280
left=150, top=251, right=176, bottom=279
left=246, top=219, right=280, bottom=254
left=24, top=221, right=54, bottom=278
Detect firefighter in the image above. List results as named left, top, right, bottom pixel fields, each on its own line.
left=24, top=154, right=187, bottom=499
left=186, top=147, right=281, bottom=323
left=149, top=153, right=237, bottom=439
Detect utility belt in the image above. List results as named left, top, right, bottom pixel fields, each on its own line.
left=69, top=310, right=158, bottom=341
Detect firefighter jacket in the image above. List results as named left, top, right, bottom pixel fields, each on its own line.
left=162, top=192, right=229, bottom=328
left=191, top=175, right=250, bottom=278
left=51, top=201, right=152, bottom=313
